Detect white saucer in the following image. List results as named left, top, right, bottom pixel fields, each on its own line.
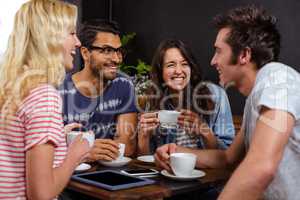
left=137, top=155, right=155, bottom=163
left=161, top=169, right=205, bottom=181
left=98, top=157, right=132, bottom=167
left=75, top=163, right=91, bottom=172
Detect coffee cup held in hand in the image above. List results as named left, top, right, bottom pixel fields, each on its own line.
left=170, top=153, right=196, bottom=177
left=158, top=110, right=180, bottom=128
left=67, top=131, right=95, bottom=147
left=117, top=143, right=125, bottom=160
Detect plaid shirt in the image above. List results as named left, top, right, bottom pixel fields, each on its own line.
left=150, top=82, right=235, bottom=153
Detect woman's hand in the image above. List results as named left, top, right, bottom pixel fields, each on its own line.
left=178, top=109, right=218, bottom=148
left=64, top=123, right=91, bottom=163
left=67, top=134, right=91, bottom=164
left=64, top=122, right=82, bottom=134
left=177, top=109, right=208, bottom=136
left=138, top=112, right=159, bottom=137
left=137, top=112, right=159, bottom=155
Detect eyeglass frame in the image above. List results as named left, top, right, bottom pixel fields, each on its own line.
left=87, top=45, right=126, bottom=57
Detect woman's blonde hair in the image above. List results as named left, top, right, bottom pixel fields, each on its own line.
left=0, top=0, right=77, bottom=115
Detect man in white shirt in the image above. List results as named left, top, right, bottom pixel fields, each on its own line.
left=155, top=5, right=300, bottom=200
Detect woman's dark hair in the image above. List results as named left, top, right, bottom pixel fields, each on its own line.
left=148, top=39, right=214, bottom=115
left=213, top=5, right=281, bottom=68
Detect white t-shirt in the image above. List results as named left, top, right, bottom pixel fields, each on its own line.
left=242, top=62, right=300, bottom=200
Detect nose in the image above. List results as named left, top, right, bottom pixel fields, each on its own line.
left=75, top=35, right=81, bottom=48
left=111, top=51, right=122, bottom=64
left=210, top=53, right=217, bottom=67
left=174, top=64, right=183, bottom=74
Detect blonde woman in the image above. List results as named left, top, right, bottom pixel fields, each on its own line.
left=0, top=0, right=90, bottom=199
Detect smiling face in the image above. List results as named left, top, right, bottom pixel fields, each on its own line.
left=162, top=48, right=191, bottom=92
left=210, top=27, right=240, bottom=87
left=63, top=30, right=81, bottom=71
left=83, top=32, right=122, bottom=81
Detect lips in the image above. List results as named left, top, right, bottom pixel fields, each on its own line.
left=169, top=77, right=186, bottom=86
left=104, top=63, right=118, bottom=72
left=171, top=77, right=185, bottom=80
left=216, top=67, right=225, bottom=86
left=68, top=50, right=76, bottom=61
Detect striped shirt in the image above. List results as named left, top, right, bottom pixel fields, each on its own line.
left=0, top=85, right=67, bottom=200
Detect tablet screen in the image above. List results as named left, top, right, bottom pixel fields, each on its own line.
left=77, top=171, right=144, bottom=186
left=124, top=169, right=156, bottom=174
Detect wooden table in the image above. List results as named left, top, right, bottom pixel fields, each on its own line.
left=67, top=159, right=232, bottom=200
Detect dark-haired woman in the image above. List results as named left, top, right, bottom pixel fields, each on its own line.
left=138, top=39, right=235, bottom=155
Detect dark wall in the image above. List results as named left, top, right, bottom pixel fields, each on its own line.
left=81, top=0, right=300, bottom=115
left=81, top=0, right=110, bottom=21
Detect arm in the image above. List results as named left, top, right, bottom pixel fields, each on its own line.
left=137, top=112, right=159, bottom=155
left=207, top=83, right=235, bottom=149
left=23, top=86, right=90, bottom=199
left=155, top=129, right=245, bottom=171
left=177, top=84, right=235, bottom=149
left=196, top=121, right=219, bottom=149
left=115, top=112, right=138, bottom=157
left=137, top=129, right=151, bottom=155
left=218, top=108, right=294, bottom=200
left=26, top=136, right=89, bottom=200
left=178, top=109, right=218, bottom=148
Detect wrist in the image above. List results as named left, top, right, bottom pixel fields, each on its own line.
left=64, top=154, right=81, bottom=171
left=197, top=122, right=211, bottom=136
left=138, top=129, right=152, bottom=139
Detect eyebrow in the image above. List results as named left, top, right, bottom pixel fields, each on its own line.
left=92, top=44, right=122, bottom=48
left=164, top=59, right=187, bottom=65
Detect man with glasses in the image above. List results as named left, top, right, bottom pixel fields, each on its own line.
left=60, top=19, right=138, bottom=162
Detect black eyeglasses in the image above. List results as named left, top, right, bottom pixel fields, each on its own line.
left=88, top=45, right=125, bottom=57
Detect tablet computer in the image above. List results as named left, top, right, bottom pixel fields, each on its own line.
left=71, top=170, right=155, bottom=191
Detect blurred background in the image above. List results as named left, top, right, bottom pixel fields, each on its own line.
left=3, top=0, right=299, bottom=115
left=76, top=0, right=300, bottom=115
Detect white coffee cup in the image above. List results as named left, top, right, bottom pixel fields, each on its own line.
left=67, top=131, right=95, bottom=147
left=116, top=143, right=126, bottom=160
left=170, top=153, right=196, bottom=177
left=158, top=110, right=180, bottom=128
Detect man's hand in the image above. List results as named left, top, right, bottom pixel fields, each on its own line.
left=88, top=139, right=119, bottom=162
left=154, top=143, right=177, bottom=171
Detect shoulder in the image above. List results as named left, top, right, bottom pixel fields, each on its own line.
left=111, top=73, right=134, bottom=88
left=19, top=84, right=61, bottom=112
left=252, top=62, right=300, bottom=119
left=204, top=82, right=224, bottom=93
left=203, top=82, right=228, bottom=100
left=28, top=84, right=60, bottom=99
left=256, top=62, right=300, bottom=85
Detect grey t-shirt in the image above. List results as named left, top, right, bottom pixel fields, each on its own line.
left=242, top=62, right=300, bottom=200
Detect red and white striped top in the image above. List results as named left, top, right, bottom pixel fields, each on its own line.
left=0, top=85, right=67, bottom=200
